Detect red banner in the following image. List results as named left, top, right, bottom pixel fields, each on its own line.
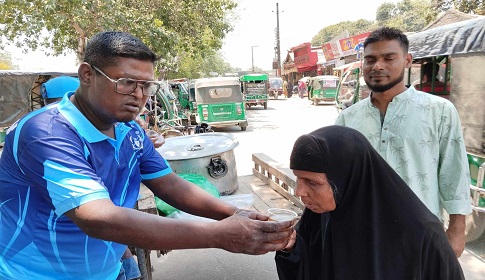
left=322, top=43, right=335, bottom=61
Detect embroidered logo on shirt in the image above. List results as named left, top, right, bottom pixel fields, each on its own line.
left=130, top=132, right=144, bottom=151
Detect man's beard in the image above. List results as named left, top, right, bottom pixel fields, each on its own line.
left=365, top=69, right=404, bottom=93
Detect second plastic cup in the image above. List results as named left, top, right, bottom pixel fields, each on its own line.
left=146, top=130, right=165, bottom=147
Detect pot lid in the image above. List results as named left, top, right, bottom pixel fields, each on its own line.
left=157, top=132, right=239, bottom=160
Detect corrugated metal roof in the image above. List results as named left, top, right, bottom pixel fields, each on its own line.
left=423, top=9, right=481, bottom=30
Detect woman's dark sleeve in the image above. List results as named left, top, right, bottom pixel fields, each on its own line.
left=422, top=230, right=466, bottom=280
left=274, top=210, right=325, bottom=280
left=275, top=234, right=308, bottom=280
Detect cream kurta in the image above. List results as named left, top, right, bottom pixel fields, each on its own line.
left=335, top=86, right=471, bottom=218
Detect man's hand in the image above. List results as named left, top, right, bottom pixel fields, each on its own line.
left=281, top=229, right=297, bottom=253
left=233, top=208, right=270, bottom=221
left=446, top=214, right=466, bottom=257
left=214, top=213, right=293, bottom=255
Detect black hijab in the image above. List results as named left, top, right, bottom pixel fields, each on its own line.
left=275, top=125, right=464, bottom=280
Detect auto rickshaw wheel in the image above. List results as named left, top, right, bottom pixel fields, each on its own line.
left=465, top=210, right=485, bottom=243
left=313, top=99, right=319, bottom=106
left=443, top=209, right=485, bottom=243
left=240, top=125, right=247, bottom=131
left=263, top=102, right=267, bottom=109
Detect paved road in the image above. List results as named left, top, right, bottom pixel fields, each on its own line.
left=150, top=95, right=485, bottom=280
left=217, top=95, right=340, bottom=176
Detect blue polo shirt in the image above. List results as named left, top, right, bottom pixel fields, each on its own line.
left=0, top=92, right=171, bottom=279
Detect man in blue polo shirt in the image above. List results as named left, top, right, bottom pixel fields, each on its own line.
left=41, top=75, right=80, bottom=105
left=0, top=31, right=293, bottom=280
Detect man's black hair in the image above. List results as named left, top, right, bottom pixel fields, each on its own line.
left=363, top=27, right=409, bottom=53
left=83, top=31, right=158, bottom=68
left=422, top=62, right=440, bottom=80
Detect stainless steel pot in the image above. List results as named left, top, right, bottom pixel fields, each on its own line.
left=157, top=132, right=239, bottom=195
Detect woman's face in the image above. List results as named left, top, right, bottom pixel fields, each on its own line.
left=294, top=170, right=336, bottom=213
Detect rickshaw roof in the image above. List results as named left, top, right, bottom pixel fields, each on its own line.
left=0, top=70, right=78, bottom=77
left=408, top=16, right=485, bottom=59
left=195, top=77, right=241, bottom=88
left=168, top=78, right=189, bottom=83
left=0, top=70, right=78, bottom=127
left=299, top=77, right=311, bottom=83
left=313, top=75, right=340, bottom=80
left=240, top=73, right=269, bottom=82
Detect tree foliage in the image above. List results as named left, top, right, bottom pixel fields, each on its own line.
left=435, top=0, right=485, bottom=14
left=311, top=0, right=437, bottom=46
left=311, top=19, right=375, bottom=46
left=0, top=0, right=237, bottom=74
left=376, top=0, right=436, bottom=32
left=165, top=51, right=233, bottom=79
left=376, top=3, right=396, bottom=22
left=0, top=51, right=15, bottom=70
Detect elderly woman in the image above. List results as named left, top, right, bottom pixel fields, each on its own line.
left=275, top=126, right=464, bottom=280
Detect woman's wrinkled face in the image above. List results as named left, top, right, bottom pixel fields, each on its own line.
left=294, top=170, right=336, bottom=213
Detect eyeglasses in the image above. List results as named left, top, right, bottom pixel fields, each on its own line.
left=91, top=65, right=160, bottom=97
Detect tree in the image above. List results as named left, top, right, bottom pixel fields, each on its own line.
left=376, top=0, right=436, bottom=32
left=166, top=51, right=233, bottom=79
left=435, top=0, right=485, bottom=14
left=0, top=0, right=237, bottom=73
left=376, top=2, right=396, bottom=23
left=0, top=51, right=15, bottom=70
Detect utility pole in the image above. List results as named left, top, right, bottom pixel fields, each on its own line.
left=275, top=2, right=281, bottom=77
left=251, top=45, right=259, bottom=72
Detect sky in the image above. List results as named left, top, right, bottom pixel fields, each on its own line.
left=221, top=0, right=399, bottom=71
left=6, top=0, right=397, bottom=72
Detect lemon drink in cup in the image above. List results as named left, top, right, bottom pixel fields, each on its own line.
left=267, top=208, right=298, bottom=222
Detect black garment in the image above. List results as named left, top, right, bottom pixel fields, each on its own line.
left=287, top=82, right=293, bottom=91
left=276, top=125, right=464, bottom=280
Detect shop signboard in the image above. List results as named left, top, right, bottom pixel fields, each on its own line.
left=338, top=32, right=371, bottom=57
left=322, top=41, right=342, bottom=61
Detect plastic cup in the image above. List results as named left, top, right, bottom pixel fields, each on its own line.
left=146, top=130, right=165, bottom=147
left=146, top=130, right=158, bottom=138
left=267, top=208, right=298, bottom=222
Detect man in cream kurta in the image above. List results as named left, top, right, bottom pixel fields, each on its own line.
left=335, top=86, right=471, bottom=218
left=335, top=26, right=471, bottom=257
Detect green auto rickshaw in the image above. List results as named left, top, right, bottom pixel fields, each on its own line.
left=308, top=75, right=340, bottom=105
left=240, top=73, right=269, bottom=109
left=144, top=80, right=189, bottom=134
left=334, top=63, right=370, bottom=112
left=184, top=77, right=248, bottom=131
left=169, top=79, right=190, bottom=111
